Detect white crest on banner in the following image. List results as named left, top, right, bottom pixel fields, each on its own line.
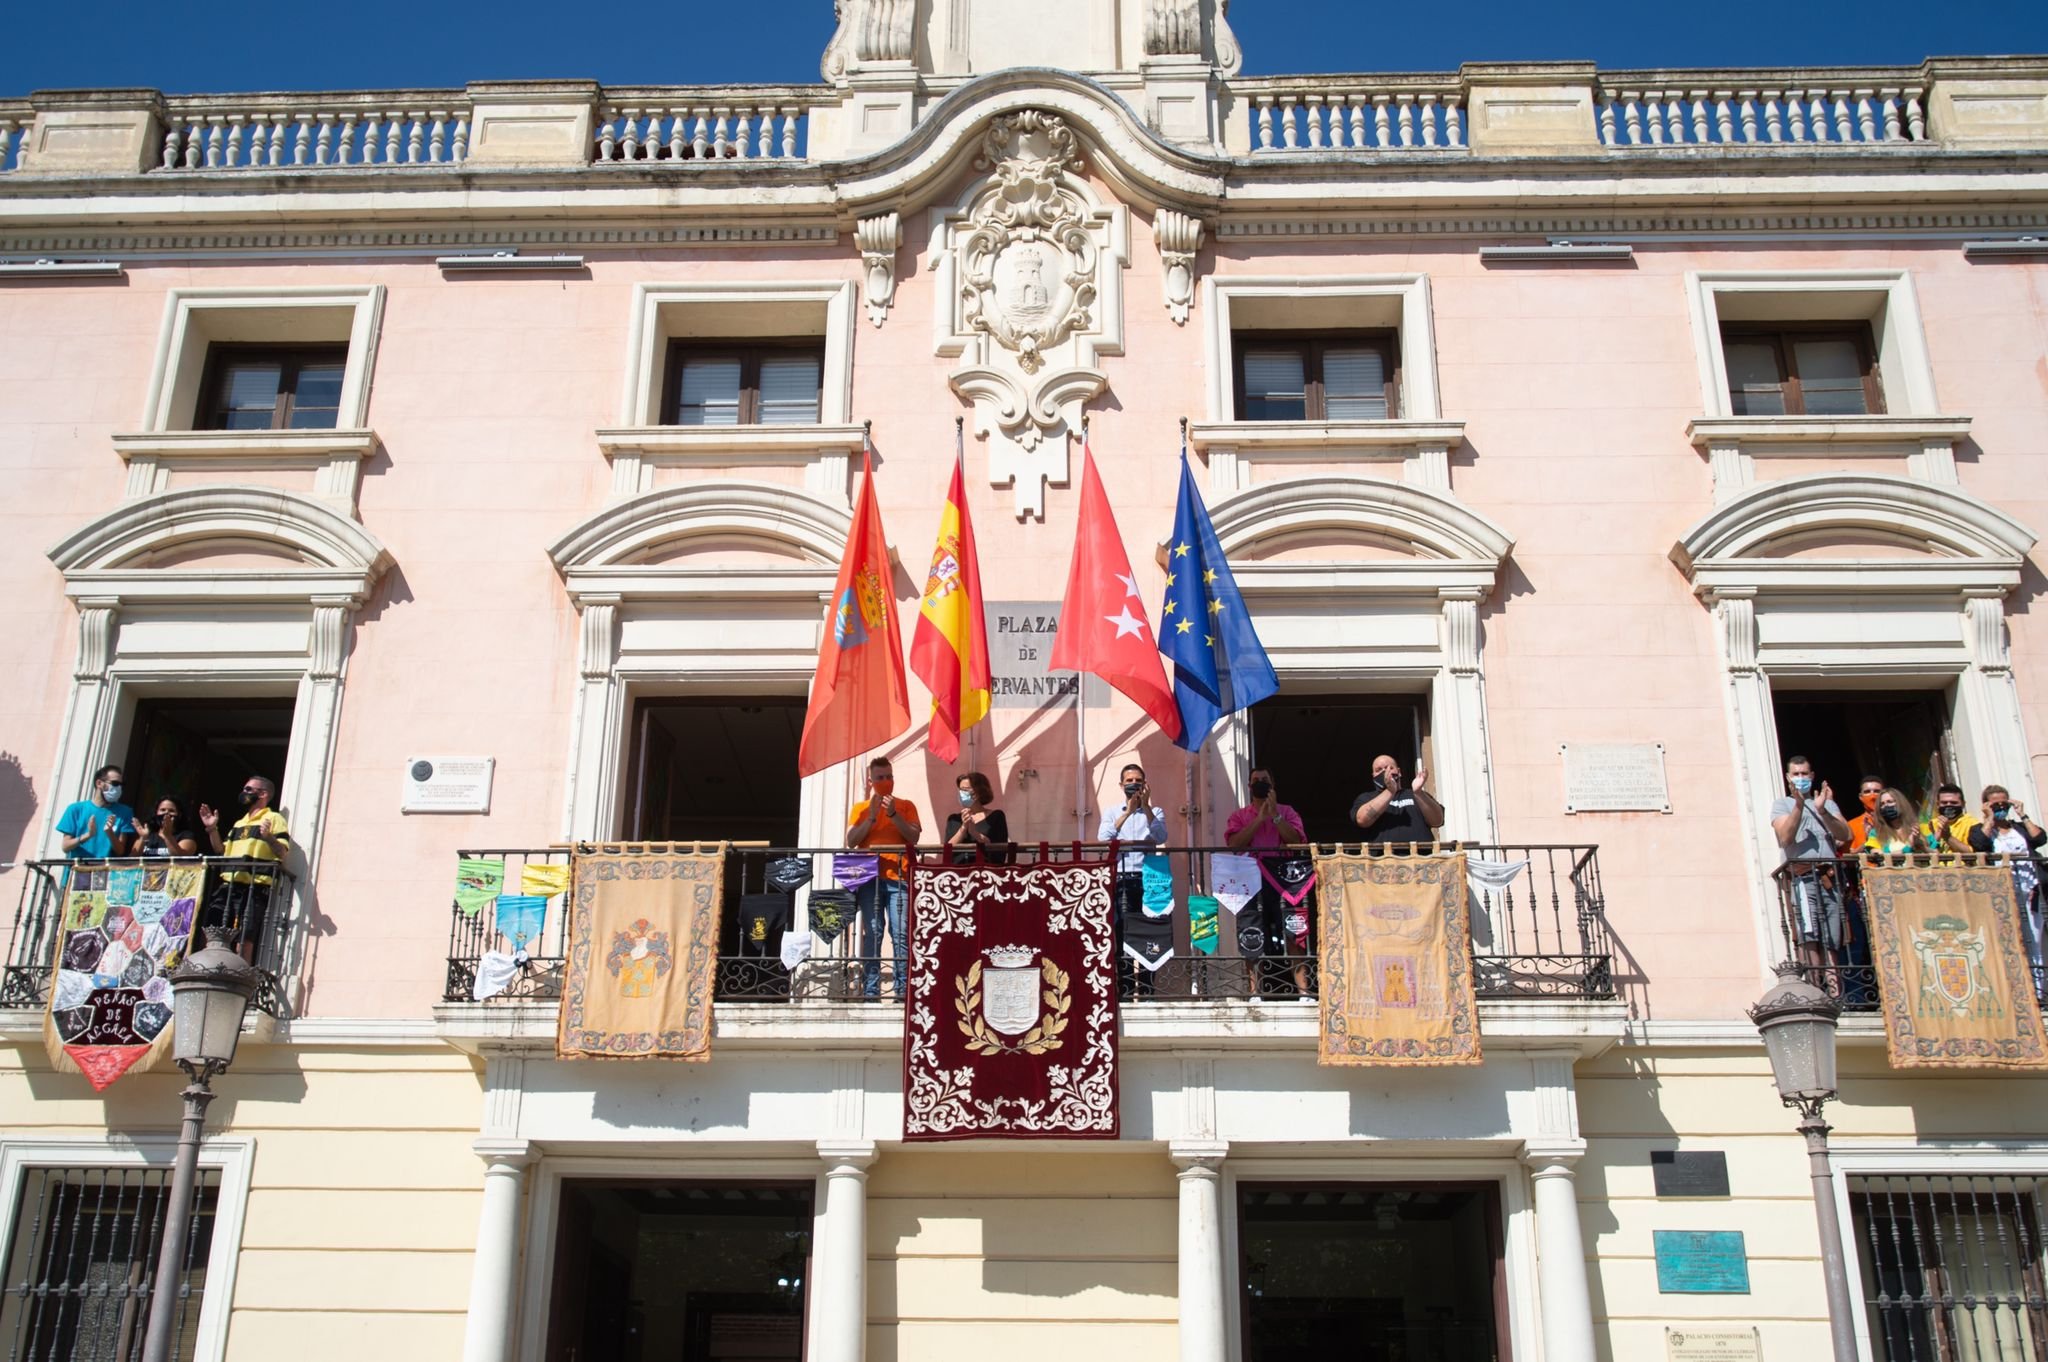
left=981, top=944, right=1041, bottom=1035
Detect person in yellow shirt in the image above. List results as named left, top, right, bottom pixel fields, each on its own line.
left=1921, top=783, right=1981, bottom=855
left=845, top=756, right=921, bottom=1001
left=200, top=775, right=291, bottom=961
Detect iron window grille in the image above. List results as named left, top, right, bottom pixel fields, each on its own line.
left=1849, top=1173, right=2048, bottom=1361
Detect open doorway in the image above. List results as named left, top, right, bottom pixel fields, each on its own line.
left=122, top=696, right=296, bottom=826
left=623, top=697, right=805, bottom=846
left=1771, top=688, right=1954, bottom=810
left=1249, top=694, right=1431, bottom=843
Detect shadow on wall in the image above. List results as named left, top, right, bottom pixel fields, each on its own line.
left=0, top=751, right=38, bottom=866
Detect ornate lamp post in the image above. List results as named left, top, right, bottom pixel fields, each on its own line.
left=141, top=929, right=259, bottom=1362
left=1748, top=963, right=1857, bottom=1362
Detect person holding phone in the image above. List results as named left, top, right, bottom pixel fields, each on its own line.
left=56, top=765, right=135, bottom=860
left=1350, top=754, right=1444, bottom=847
left=1099, top=762, right=1168, bottom=999
left=1968, top=784, right=2047, bottom=1001
left=846, top=755, right=922, bottom=1001
left=134, top=799, right=199, bottom=857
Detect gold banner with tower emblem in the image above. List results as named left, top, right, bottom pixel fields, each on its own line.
left=1312, top=849, right=1480, bottom=1067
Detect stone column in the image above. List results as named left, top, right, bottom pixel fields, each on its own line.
left=460, top=1140, right=534, bottom=1362
left=1524, top=1147, right=1597, bottom=1362
left=812, top=1140, right=877, bottom=1362
left=1171, top=1141, right=1230, bottom=1362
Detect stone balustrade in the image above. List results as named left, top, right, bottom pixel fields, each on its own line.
left=1237, top=76, right=1467, bottom=151
left=155, top=93, right=471, bottom=169
left=593, top=89, right=823, bottom=162
left=0, top=106, right=27, bottom=172
left=1593, top=72, right=1927, bottom=147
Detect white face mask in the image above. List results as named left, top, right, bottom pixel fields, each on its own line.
left=958, top=790, right=974, bottom=807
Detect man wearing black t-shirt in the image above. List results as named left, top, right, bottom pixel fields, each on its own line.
left=1350, top=754, right=1445, bottom=846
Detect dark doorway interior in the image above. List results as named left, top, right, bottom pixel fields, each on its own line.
left=123, top=696, right=296, bottom=825
left=625, top=697, right=805, bottom=846
left=545, top=1181, right=812, bottom=1362
left=1239, top=1182, right=1508, bottom=1362
left=1772, top=689, right=1954, bottom=810
left=1249, top=695, right=1430, bottom=843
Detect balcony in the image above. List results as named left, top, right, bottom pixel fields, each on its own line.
left=3, top=858, right=297, bottom=1018
left=441, top=843, right=1615, bottom=1009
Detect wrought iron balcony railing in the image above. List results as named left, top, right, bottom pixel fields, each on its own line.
left=2, top=857, right=298, bottom=1018
left=443, top=842, right=1614, bottom=1007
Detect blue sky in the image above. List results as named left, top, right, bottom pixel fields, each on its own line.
left=4, top=0, right=2043, bottom=94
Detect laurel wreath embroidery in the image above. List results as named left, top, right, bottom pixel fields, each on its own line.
left=957, top=958, right=1071, bottom=1055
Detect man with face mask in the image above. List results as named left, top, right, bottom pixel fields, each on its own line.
left=1099, top=762, right=1168, bottom=999
left=846, top=756, right=922, bottom=1001
left=1845, top=774, right=1887, bottom=849
left=57, top=764, right=135, bottom=860
left=1771, top=755, right=1851, bottom=968
left=200, top=775, right=290, bottom=960
left=1351, top=755, right=1444, bottom=847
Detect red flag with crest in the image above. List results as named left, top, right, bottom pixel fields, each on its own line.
left=799, top=448, right=911, bottom=776
left=1048, top=443, right=1183, bottom=740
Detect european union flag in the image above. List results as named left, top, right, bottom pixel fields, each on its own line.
left=1159, top=454, right=1278, bottom=751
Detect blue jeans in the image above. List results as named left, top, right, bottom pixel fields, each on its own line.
left=858, top=878, right=907, bottom=1000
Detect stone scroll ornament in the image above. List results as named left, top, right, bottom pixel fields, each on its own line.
left=1862, top=861, right=2048, bottom=1070
left=45, top=862, right=203, bottom=1090
left=903, top=854, right=1120, bottom=1140
left=1313, top=849, right=1481, bottom=1067
left=557, top=846, right=724, bottom=1062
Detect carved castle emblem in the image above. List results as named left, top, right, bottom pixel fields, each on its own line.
left=957, top=112, right=1099, bottom=375
left=957, top=943, right=1071, bottom=1054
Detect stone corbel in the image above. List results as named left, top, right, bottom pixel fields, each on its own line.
left=1439, top=588, right=1484, bottom=677
left=73, top=601, right=117, bottom=681
left=857, top=211, right=902, bottom=328
left=1156, top=209, right=1205, bottom=326
left=1964, top=590, right=2011, bottom=674
left=579, top=597, right=620, bottom=680
left=1707, top=588, right=1759, bottom=674
left=308, top=598, right=352, bottom=681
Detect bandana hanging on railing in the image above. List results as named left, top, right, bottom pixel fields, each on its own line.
left=493, top=895, right=547, bottom=959
left=1189, top=895, right=1220, bottom=955
left=519, top=862, right=571, bottom=899
left=455, top=857, right=505, bottom=917
left=1140, top=852, right=1175, bottom=918
left=1210, top=853, right=1261, bottom=916
left=831, top=853, right=880, bottom=890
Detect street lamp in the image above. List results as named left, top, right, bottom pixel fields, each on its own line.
left=141, top=929, right=259, bottom=1362
left=1748, top=962, right=1857, bottom=1362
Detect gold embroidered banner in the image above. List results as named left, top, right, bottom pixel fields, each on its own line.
left=1313, top=849, right=1480, bottom=1067
left=557, top=846, right=724, bottom=1062
left=1863, top=861, right=2048, bottom=1070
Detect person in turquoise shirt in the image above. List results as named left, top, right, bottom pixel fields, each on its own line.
left=56, top=764, right=135, bottom=860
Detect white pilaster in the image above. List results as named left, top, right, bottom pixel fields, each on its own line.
left=1434, top=588, right=1499, bottom=844
left=461, top=1139, right=533, bottom=1362
left=562, top=596, right=621, bottom=840
left=1170, top=1140, right=1229, bottom=1362
left=812, top=1140, right=877, bottom=1362
left=1523, top=1148, right=1596, bottom=1362
left=40, top=602, right=118, bottom=855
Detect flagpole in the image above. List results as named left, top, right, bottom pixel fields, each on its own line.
left=956, top=415, right=979, bottom=775
left=1075, top=417, right=1089, bottom=842
left=1179, top=416, right=1204, bottom=866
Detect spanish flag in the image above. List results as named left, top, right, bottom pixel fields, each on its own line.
left=910, top=451, right=991, bottom=763
left=798, top=446, right=911, bottom=777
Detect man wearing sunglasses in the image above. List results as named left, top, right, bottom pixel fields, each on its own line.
left=199, top=776, right=290, bottom=961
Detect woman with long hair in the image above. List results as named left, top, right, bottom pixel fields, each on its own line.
left=133, top=797, right=199, bottom=857
left=1857, top=787, right=1924, bottom=856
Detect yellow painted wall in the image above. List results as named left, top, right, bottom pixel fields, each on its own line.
left=1578, top=1042, right=2048, bottom=1362
left=0, top=1038, right=485, bottom=1360
left=866, top=1150, right=1179, bottom=1362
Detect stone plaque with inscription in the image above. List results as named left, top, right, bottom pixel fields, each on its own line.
left=1666, top=1326, right=1761, bottom=1361
left=987, top=601, right=1109, bottom=708
left=1562, top=741, right=1671, bottom=813
left=1652, top=1150, right=1731, bottom=1198
left=1653, top=1230, right=1750, bottom=1294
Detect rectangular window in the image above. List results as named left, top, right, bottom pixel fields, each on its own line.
left=1721, top=324, right=1884, bottom=416
left=0, top=1165, right=221, bottom=1362
left=1234, top=333, right=1398, bottom=421
left=1848, top=1174, right=2047, bottom=1362
left=196, top=344, right=348, bottom=431
left=1237, top=1182, right=1507, bottom=1362
left=662, top=343, right=823, bottom=426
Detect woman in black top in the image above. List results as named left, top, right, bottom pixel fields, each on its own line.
left=943, top=771, right=1011, bottom=865
left=134, top=798, right=199, bottom=857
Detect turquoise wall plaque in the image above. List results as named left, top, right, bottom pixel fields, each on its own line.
left=1653, top=1230, right=1750, bottom=1294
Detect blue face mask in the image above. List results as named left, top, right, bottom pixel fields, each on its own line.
left=1791, top=776, right=1813, bottom=795
left=102, top=782, right=123, bottom=801
left=958, top=790, right=974, bottom=807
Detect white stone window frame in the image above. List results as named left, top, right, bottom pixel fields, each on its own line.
left=119, top=285, right=386, bottom=511
left=602, top=280, right=865, bottom=502
left=513, top=1152, right=832, bottom=1362
left=1685, top=269, right=1971, bottom=501
left=1220, top=1155, right=1542, bottom=1362
left=1826, top=1142, right=2048, bottom=1362
left=0, top=1135, right=256, bottom=1362
left=1195, top=274, right=1462, bottom=497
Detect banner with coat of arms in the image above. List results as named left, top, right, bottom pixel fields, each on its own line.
left=45, top=862, right=204, bottom=1090
left=902, top=855, right=1119, bottom=1140
left=557, top=846, right=724, bottom=1062
left=1863, top=862, right=2048, bottom=1070
left=1313, top=849, right=1481, bottom=1067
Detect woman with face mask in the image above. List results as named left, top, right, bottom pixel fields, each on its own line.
left=942, top=771, right=1011, bottom=866
left=1857, top=787, right=1925, bottom=857
left=134, top=798, right=199, bottom=857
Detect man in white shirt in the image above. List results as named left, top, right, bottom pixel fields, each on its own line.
left=1099, top=762, right=1168, bottom=999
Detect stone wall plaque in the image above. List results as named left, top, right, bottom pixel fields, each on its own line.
left=1562, top=741, right=1671, bottom=813
left=1651, top=1150, right=1731, bottom=1198
left=1666, top=1326, right=1762, bottom=1361
left=1653, top=1230, right=1750, bottom=1294
left=402, top=756, right=495, bottom=813
left=987, top=601, right=1109, bottom=708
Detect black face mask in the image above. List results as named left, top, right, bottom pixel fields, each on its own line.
left=1880, top=805, right=1902, bottom=824
left=1994, top=803, right=2014, bottom=819
left=1249, top=779, right=1272, bottom=800
left=1938, top=806, right=1964, bottom=818
left=1123, top=782, right=1143, bottom=798
left=239, top=790, right=259, bottom=808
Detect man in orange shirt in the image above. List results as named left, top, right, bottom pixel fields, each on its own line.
left=847, top=755, right=922, bottom=1000
left=1844, top=774, right=1886, bottom=849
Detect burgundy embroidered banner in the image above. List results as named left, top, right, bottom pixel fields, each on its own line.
left=45, top=862, right=204, bottom=1090
left=557, top=846, right=723, bottom=1062
left=903, top=855, right=1119, bottom=1140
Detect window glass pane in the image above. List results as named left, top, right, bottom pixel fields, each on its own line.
left=286, top=362, right=345, bottom=429
left=757, top=354, right=822, bottom=424
left=677, top=357, right=742, bottom=426
left=1241, top=348, right=1307, bottom=421
left=218, top=361, right=283, bottom=429
left=1323, top=347, right=1390, bottom=419
left=1792, top=337, right=1871, bottom=415
left=1724, top=340, right=1787, bottom=416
